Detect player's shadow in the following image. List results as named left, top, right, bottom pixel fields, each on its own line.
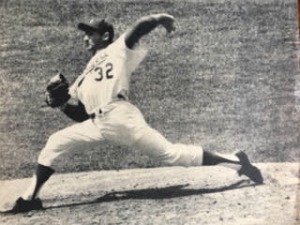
left=46, top=179, right=257, bottom=210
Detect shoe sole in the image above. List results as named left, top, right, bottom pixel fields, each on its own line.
left=236, top=151, right=264, bottom=184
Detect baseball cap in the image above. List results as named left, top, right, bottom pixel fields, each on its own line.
left=78, top=19, right=113, bottom=35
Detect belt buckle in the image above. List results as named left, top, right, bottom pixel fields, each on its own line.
left=90, top=109, right=102, bottom=120
left=90, top=113, right=96, bottom=119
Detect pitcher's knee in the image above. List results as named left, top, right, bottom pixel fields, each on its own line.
left=37, top=149, right=59, bottom=167
left=159, top=144, right=203, bottom=167
left=37, top=132, right=70, bottom=167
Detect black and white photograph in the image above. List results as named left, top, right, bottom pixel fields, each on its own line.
left=0, top=0, right=299, bottom=224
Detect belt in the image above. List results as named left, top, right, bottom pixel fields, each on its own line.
left=89, top=94, right=126, bottom=119
left=89, top=109, right=102, bottom=119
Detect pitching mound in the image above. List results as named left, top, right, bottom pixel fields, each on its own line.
left=0, top=163, right=299, bottom=225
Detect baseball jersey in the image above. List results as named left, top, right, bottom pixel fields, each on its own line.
left=69, top=34, right=147, bottom=114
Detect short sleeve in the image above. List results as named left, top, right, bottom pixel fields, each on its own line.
left=68, top=75, right=83, bottom=99
left=109, top=34, right=148, bottom=73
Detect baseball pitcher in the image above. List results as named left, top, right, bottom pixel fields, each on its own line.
left=10, top=13, right=263, bottom=213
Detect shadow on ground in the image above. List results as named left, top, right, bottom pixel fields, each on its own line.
left=45, top=179, right=257, bottom=211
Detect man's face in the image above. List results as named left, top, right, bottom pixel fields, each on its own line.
left=83, top=30, right=103, bottom=52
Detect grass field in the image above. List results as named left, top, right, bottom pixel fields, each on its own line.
left=0, top=0, right=299, bottom=179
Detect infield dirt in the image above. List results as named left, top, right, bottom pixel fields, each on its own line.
left=0, top=163, right=299, bottom=225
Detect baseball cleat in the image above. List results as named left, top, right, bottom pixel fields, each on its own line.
left=10, top=197, right=44, bottom=213
left=235, top=151, right=263, bottom=184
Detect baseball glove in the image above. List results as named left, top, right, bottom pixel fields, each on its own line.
left=45, top=73, right=71, bottom=108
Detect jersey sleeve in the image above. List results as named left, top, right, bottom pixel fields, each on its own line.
left=68, top=76, right=82, bottom=99
left=110, top=34, right=148, bottom=74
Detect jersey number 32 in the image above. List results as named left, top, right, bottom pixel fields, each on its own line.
left=94, top=63, right=113, bottom=81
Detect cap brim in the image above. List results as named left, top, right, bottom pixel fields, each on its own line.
left=77, top=23, right=98, bottom=33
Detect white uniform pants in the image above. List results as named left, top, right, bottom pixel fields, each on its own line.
left=38, top=101, right=203, bottom=167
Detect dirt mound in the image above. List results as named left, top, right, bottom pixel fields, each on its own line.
left=0, top=163, right=299, bottom=225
